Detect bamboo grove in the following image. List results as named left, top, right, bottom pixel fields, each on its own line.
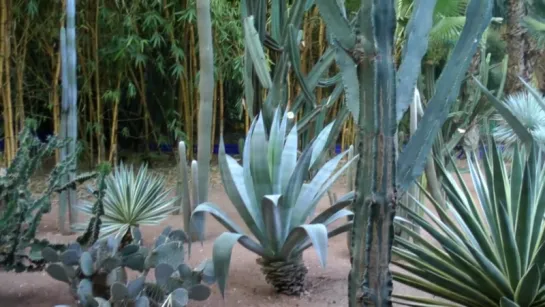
left=0, top=0, right=364, bottom=166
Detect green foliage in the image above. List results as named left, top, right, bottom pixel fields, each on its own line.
left=44, top=226, right=214, bottom=307
left=393, top=140, right=545, bottom=307
left=191, top=108, right=356, bottom=296
left=0, top=122, right=97, bottom=272
left=75, top=163, right=177, bottom=238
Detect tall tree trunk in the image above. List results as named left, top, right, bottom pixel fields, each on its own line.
left=505, top=0, right=538, bottom=94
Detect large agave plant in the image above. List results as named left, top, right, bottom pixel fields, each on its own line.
left=392, top=139, right=545, bottom=307
left=192, top=108, right=357, bottom=296
left=76, top=163, right=177, bottom=238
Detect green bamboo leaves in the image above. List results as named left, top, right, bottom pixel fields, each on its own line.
left=191, top=108, right=356, bottom=297
left=393, top=140, right=545, bottom=307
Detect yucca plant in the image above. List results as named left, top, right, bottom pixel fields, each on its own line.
left=76, top=163, right=177, bottom=238
left=392, top=138, right=545, bottom=307
left=192, top=108, right=357, bottom=296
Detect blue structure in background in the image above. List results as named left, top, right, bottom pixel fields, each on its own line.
left=1, top=137, right=505, bottom=160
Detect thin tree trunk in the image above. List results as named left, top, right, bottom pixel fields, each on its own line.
left=505, top=0, right=538, bottom=94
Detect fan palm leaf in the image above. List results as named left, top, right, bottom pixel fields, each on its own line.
left=75, top=163, right=177, bottom=238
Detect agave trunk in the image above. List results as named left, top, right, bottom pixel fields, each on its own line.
left=256, top=256, right=308, bottom=296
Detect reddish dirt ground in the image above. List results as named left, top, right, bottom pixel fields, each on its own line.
left=0, top=164, right=454, bottom=307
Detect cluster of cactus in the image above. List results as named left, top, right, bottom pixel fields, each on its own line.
left=44, top=226, right=214, bottom=307
left=0, top=122, right=96, bottom=272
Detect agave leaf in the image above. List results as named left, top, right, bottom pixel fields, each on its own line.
left=293, top=151, right=347, bottom=216
left=261, top=195, right=284, bottom=253
left=514, top=264, right=541, bottom=305
left=279, top=124, right=298, bottom=193
left=500, top=297, right=520, bottom=307
left=310, top=193, right=354, bottom=226
left=281, top=141, right=314, bottom=236
left=294, top=222, right=353, bottom=255
left=294, top=153, right=358, bottom=225
left=268, top=109, right=283, bottom=191
left=280, top=224, right=328, bottom=267
left=249, top=112, right=272, bottom=204
left=218, top=137, right=263, bottom=239
left=192, top=203, right=246, bottom=235
left=243, top=16, right=272, bottom=88
left=242, top=118, right=259, bottom=209
left=212, top=232, right=265, bottom=297
left=310, top=121, right=335, bottom=169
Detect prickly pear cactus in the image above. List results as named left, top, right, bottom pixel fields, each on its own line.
left=44, top=226, right=215, bottom=307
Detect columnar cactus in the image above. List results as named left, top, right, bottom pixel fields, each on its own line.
left=315, top=0, right=493, bottom=305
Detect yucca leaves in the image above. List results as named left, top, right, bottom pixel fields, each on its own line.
left=76, top=163, right=177, bottom=238
left=192, top=108, right=356, bottom=297
left=393, top=140, right=545, bottom=307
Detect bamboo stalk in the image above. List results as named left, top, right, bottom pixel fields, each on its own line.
left=3, top=0, right=15, bottom=164
left=108, top=76, right=121, bottom=165
left=0, top=0, right=8, bottom=165
left=94, top=0, right=104, bottom=163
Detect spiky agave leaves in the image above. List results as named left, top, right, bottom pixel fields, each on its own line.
left=392, top=140, right=545, bottom=306
left=191, top=108, right=357, bottom=296
left=75, top=163, right=178, bottom=238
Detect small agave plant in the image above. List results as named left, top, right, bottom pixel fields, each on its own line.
left=392, top=139, right=545, bottom=306
left=192, top=108, right=357, bottom=296
left=75, top=163, right=177, bottom=238
left=43, top=227, right=214, bottom=307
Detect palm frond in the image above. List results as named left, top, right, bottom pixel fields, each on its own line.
left=75, top=163, right=177, bottom=238
left=492, top=91, right=545, bottom=158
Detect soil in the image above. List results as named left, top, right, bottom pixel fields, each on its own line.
left=0, top=162, right=457, bottom=307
